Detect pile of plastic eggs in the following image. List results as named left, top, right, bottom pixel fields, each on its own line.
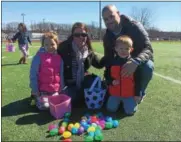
left=48, top=112, right=120, bottom=141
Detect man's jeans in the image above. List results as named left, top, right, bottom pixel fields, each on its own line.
left=135, top=60, right=154, bottom=97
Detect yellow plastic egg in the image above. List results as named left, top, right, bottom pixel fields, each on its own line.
left=74, top=123, right=80, bottom=129
left=68, top=123, right=74, bottom=131
left=87, top=126, right=96, bottom=132
left=62, top=131, right=72, bottom=139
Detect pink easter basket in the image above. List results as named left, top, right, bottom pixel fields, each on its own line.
left=6, top=43, right=15, bottom=52
left=48, top=94, right=71, bottom=119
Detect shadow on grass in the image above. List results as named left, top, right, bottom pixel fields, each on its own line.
left=2, top=63, right=19, bottom=67
left=2, top=96, right=127, bottom=126
left=2, top=97, right=54, bottom=125
left=15, top=111, right=54, bottom=126
left=2, top=97, right=38, bottom=117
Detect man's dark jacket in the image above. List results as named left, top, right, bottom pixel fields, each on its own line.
left=103, top=15, right=154, bottom=64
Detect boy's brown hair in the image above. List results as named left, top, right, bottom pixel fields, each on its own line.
left=41, top=31, right=59, bottom=47
left=115, top=35, right=133, bottom=48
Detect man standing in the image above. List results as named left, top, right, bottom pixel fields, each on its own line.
left=102, top=5, right=154, bottom=103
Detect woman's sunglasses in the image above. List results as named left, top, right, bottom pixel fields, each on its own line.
left=73, top=33, right=88, bottom=38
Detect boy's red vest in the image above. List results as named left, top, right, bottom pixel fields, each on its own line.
left=108, top=66, right=135, bottom=97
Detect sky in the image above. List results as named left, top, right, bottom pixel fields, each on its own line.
left=1, top=1, right=181, bottom=32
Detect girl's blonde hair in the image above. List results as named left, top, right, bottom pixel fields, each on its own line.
left=116, top=35, right=133, bottom=48
left=41, top=31, right=59, bottom=46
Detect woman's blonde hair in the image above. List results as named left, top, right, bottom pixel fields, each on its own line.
left=41, top=31, right=59, bottom=46
left=116, top=35, right=133, bottom=48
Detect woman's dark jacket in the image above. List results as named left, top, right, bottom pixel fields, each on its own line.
left=57, top=38, right=103, bottom=86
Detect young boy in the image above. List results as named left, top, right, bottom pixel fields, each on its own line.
left=102, top=35, right=141, bottom=115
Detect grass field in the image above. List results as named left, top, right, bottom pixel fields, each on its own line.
left=1, top=41, right=181, bottom=141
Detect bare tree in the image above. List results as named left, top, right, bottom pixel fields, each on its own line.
left=130, top=7, right=153, bottom=29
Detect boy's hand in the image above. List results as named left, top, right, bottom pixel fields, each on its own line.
left=134, top=96, right=142, bottom=104
left=112, top=80, right=120, bottom=85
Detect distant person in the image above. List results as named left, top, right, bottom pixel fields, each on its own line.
left=102, top=35, right=138, bottom=115
left=29, top=32, right=64, bottom=110
left=57, top=22, right=103, bottom=107
left=11, top=23, right=32, bottom=64
left=102, top=5, right=154, bottom=103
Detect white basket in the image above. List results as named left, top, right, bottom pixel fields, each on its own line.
left=84, top=76, right=106, bottom=109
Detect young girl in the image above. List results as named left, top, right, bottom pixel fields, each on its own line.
left=29, top=32, right=64, bottom=110
left=102, top=35, right=141, bottom=115
left=12, top=23, right=31, bottom=64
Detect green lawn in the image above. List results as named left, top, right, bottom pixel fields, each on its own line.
left=2, top=41, right=181, bottom=141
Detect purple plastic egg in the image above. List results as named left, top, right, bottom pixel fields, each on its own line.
left=78, top=126, right=84, bottom=135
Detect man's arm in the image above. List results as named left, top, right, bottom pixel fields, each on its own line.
left=103, top=34, right=115, bottom=59
left=132, top=21, right=153, bottom=64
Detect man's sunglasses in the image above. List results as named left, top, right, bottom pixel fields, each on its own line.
left=73, top=33, right=88, bottom=38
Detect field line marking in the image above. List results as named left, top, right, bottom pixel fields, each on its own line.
left=153, top=72, right=181, bottom=85
left=2, top=56, right=6, bottom=59
left=95, top=52, right=181, bottom=85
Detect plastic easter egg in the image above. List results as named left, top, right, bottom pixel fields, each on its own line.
left=105, top=116, right=113, bottom=122
left=80, top=121, right=87, bottom=127
left=62, top=122, right=68, bottom=127
left=99, top=120, right=105, bottom=125
left=64, top=112, right=71, bottom=118
left=48, top=124, right=57, bottom=131
left=91, top=123, right=97, bottom=127
left=62, top=138, right=72, bottom=142
left=95, top=121, right=100, bottom=125
left=96, top=126, right=102, bottom=131
left=88, top=131, right=95, bottom=137
left=95, top=129, right=102, bottom=136
left=84, top=124, right=90, bottom=131
left=105, top=122, right=113, bottom=129
left=78, top=126, right=84, bottom=135
left=62, top=131, right=72, bottom=139
left=84, top=135, right=94, bottom=142
left=71, top=127, right=78, bottom=135
left=59, top=126, right=65, bottom=134
left=87, top=118, right=92, bottom=124
left=74, top=123, right=80, bottom=128
left=91, top=116, right=97, bottom=123
left=81, top=116, right=88, bottom=121
left=87, top=126, right=96, bottom=132
left=99, top=123, right=105, bottom=130
left=95, top=133, right=103, bottom=141
left=112, top=120, right=119, bottom=128
left=49, top=128, right=58, bottom=136
left=68, top=124, right=74, bottom=131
